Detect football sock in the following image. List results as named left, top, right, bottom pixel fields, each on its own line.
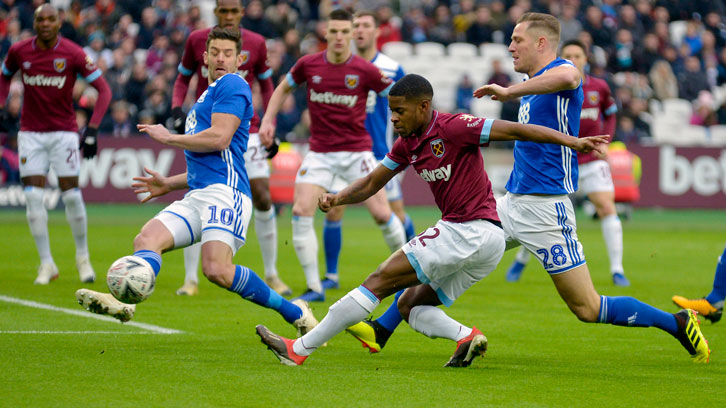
left=322, top=219, right=342, bottom=279
left=379, top=214, right=406, bottom=252
left=598, top=295, right=678, bottom=335
left=376, top=289, right=404, bottom=332
left=601, top=214, right=624, bottom=274
left=409, top=305, right=472, bottom=341
left=515, top=247, right=531, bottom=264
left=24, top=186, right=53, bottom=265
left=403, top=214, right=416, bottom=241
left=293, top=286, right=380, bottom=356
left=292, top=215, right=322, bottom=293
left=183, top=243, right=200, bottom=284
left=133, top=250, right=162, bottom=276
left=706, top=245, right=726, bottom=304
left=61, top=188, right=89, bottom=258
left=229, top=265, right=301, bottom=323
left=254, top=207, right=279, bottom=279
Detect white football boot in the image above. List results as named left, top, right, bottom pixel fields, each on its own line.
left=76, top=255, right=96, bottom=283
left=75, top=289, right=135, bottom=322
left=292, top=299, right=319, bottom=337
left=34, top=263, right=59, bottom=285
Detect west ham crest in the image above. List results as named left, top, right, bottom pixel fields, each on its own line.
left=345, top=74, right=359, bottom=89
left=53, top=58, right=66, bottom=73
left=240, top=51, right=249, bottom=65
left=430, top=138, right=445, bottom=158
left=587, top=91, right=599, bottom=105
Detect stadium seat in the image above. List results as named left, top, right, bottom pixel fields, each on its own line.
left=471, top=97, right=502, bottom=120
left=662, top=98, right=693, bottom=121
left=669, top=20, right=687, bottom=47
left=447, top=43, right=478, bottom=58
left=433, top=87, right=456, bottom=112
left=479, top=43, right=510, bottom=62
left=415, top=42, right=446, bottom=57
left=652, top=116, right=708, bottom=146
left=708, top=125, right=726, bottom=146
left=649, top=99, right=663, bottom=114
left=382, top=41, right=414, bottom=60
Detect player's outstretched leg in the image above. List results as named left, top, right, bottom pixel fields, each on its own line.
left=178, top=244, right=201, bottom=296
left=345, top=289, right=403, bottom=353
left=506, top=247, right=530, bottom=282
left=672, top=245, right=726, bottom=323
left=322, top=218, right=342, bottom=290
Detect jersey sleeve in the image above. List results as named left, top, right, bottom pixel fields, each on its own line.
left=393, top=65, right=406, bottom=82
left=212, top=75, right=253, bottom=122
left=255, top=40, right=273, bottom=80
left=365, top=63, right=394, bottom=96
left=383, top=138, right=409, bottom=172
left=447, top=114, right=493, bottom=147
left=287, top=56, right=307, bottom=88
left=601, top=82, right=617, bottom=116
left=75, top=47, right=102, bottom=82
left=178, top=36, right=198, bottom=77
left=1, top=45, right=18, bottom=77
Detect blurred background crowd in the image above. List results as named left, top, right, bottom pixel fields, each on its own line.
left=1, top=0, right=726, bottom=185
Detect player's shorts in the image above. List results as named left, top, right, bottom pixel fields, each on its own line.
left=402, top=219, right=505, bottom=307
left=18, top=131, right=80, bottom=178
left=383, top=168, right=403, bottom=202
left=296, top=151, right=377, bottom=191
left=243, top=133, right=270, bottom=180
left=155, top=183, right=253, bottom=254
left=497, top=192, right=586, bottom=274
left=578, top=160, right=614, bottom=195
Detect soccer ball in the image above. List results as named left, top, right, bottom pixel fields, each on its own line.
left=106, top=256, right=156, bottom=304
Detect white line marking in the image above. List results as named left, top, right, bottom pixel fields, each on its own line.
left=0, top=331, right=156, bottom=334
left=0, top=295, right=183, bottom=334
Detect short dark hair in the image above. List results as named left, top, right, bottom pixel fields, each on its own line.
left=206, top=26, right=242, bottom=54
left=353, top=10, right=378, bottom=26
left=561, top=39, right=587, bottom=55
left=389, top=74, right=434, bottom=100
left=328, top=8, right=353, bottom=22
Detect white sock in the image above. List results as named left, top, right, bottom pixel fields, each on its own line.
left=254, top=207, right=278, bottom=279
left=515, top=247, right=530, bottom=263
left=293, top=287, right=380, bottom=356
left=601, top=214, right=624, bottom=274
left=183, top=243, right=201, bottom=284
left=408, top=305, right=472, bottom=341
left=379, top=214, right=406, bottom=252
left=62, top=188, right=88, bottom=258
left=292, top=216, right=322, bottom=293
left=24, top=187, right=53, bottom=265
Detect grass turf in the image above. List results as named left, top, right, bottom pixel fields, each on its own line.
left=1, top=204, right=725, bottom=407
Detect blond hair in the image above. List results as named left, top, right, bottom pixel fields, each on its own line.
left=517, top=12, right=560, bottom=47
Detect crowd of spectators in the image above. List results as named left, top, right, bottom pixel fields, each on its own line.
left=2, top=0, right=726, bottom=184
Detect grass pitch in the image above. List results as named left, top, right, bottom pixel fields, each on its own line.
left=1, top=204, right=725, bottom=407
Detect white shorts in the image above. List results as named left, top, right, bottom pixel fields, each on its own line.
left=402, top=219, right=505, bottom=306
left=497, top=192, right=586, bottom=274
left=243, top=133, right=270, bottom=180
left=155, top=184, right=253, bottom=254
left=18, top=131, right=80, bottom=178
left=578, top=160, right=614, bottom=195
left=296, top=151, right=377, bottom=191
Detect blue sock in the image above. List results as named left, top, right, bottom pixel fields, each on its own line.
left=133, top=250, right=161, bottom=276
left=403, top=214, right=415, bottom=241
left=376, top=290, right=404, bottom=332
left=229, top=265, right=302, bottom=323
left=598, top=295, right=678, bottom=335
left=323, top=219, right=342, bottom=278
left=706, top=245, right=726, bottom=304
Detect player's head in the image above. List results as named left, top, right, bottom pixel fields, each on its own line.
left=215, top=0, right=243, bottom=30
left=204, top=27, right=243, bottom=82
left=560, top=40, right=588, bottom=74
left=33, top=4, right=60, bottom=44
left=353, top=11, right=379, bottom=53
left=388, top=74, right=434, bottom=138
left=509, top=12, right=560, bottom=75
left=326, top=9, right=354, bottom=56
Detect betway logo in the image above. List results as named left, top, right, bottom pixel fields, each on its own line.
left=309, top=89, right=357, bottom=108
left=0, top=185, right=61, bottom=208
left=581, top=107, right=599, bottom=121
left=79, top=148, right=175, bottom=189
left=419, top=164, right=452, bottom=182
left=23, top=73, right=67, bottom=89
left=660, top=146, right=726, bottom=196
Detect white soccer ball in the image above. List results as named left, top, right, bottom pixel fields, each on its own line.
left=106, top=256, right=156, bottom=304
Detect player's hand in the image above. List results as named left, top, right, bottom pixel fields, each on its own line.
left=171, top=107, right=186, bottom=135
left=473, top=83, right=512, bottom=101
left=132, top=167, right=171, bottom=203
left=81, top=127, right=98, bottom=159
left=0, top=108, right=10, bottom=132
left=572, top=135, right=609, bottom=154
left=137, top=124, right=172, bottom=145
left=259, top=121, right=276, bottom=148
left=318, top=193, right=337, bottom=213
left=266, top=138, right=280, bottom=159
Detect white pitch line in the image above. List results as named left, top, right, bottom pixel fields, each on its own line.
left=0, top=294, right=183, bottom=334
left=0, top=331, right=156, bottom=334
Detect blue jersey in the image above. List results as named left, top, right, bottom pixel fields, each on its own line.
left=506, top=58, right=584, bottom=195
left=184, top=73, right=253, bottom=197
left=366, top=52, right=405, bottom=160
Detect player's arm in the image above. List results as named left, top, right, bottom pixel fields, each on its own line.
left=132, top=167, right=188, bottom=203
left=0, top=48, right=18, bottom=109
left=259, top=77, right=293, bottom=147
left=474, top=65, right=580, bottom=101
left=487, top=119, right=608, bottom=154
left=319, top=163, right=397, bottom=212
left=137, top=112, right=240, bottom=152
left=171, top=40, right=200, bottom=133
